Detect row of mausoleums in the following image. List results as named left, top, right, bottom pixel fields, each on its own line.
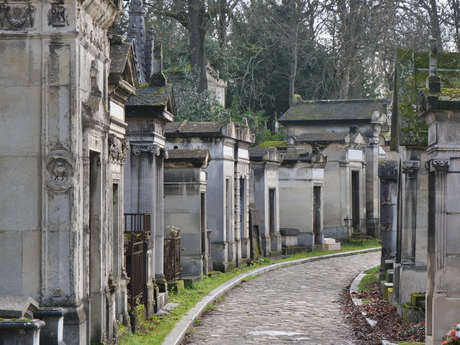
left=163, top=95, right=389, bottom=277
left=0, top=0, right=385, bottom=342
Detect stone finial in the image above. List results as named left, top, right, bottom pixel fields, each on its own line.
left=427, top=38, right=441, bottom=93
left=148, top=26, right=156, bottom=38
left=150, top=44, right=167, bottom=87
left=128, top=23, right=138, bottom=40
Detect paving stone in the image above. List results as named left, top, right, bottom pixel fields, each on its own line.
left=186, top=251, right=380, bottom=345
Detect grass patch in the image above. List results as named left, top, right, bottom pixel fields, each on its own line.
left=120, top=239, right=380, bottom=345
left=358, top=265, right=380, bottom=292
left=242, top=275, right=259, bottom=282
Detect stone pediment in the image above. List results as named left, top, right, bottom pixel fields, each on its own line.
left=79, top=0, right=121, bottom=30
left=109, top=41, right=138, bottom=103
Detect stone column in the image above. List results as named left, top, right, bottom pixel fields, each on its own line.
left=155, top=154, right=168, bottom=296
left=378, top=160, right=398, bottom=264
left=425, top=158, right=450, bottom=345
left=365, top=138, right=380, bottom=237
left=124, top=143, right=156, bottom=316
left=401, top=161, right=419, bottom=265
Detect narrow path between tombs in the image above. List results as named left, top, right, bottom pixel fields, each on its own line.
left=182, top=251, right=380, bottom=345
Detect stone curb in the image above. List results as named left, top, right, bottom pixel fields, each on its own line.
left=162, top=247, right=381, bottom=345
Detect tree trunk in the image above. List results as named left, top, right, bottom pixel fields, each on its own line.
left=289, top=22, right=299, bottom=107
left=189, top=0, right=208, bottom=92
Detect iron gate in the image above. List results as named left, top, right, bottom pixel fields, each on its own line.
left=124, top=213, right=150, bottom=311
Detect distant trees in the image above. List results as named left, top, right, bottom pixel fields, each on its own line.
left=129, top=0, right=457, bottom=126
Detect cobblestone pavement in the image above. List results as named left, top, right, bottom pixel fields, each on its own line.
left=185, top=251, right=380, bottom=345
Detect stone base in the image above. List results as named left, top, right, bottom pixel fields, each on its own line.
left=168, top=280, right=184, bottom=293
left=324, top=243, right=341, bottom=251
left=212, top=261, right=235, bottom=273
left=0, top=319, right=45, bottom=345
left=181, top=276, right=203, bottom=288
left=402, top=303, right=424, bottom=323
left=63, top=304, right=87, bottom=345
left=324, top=238, right=341, bottom=251
left=427, top=296, right=460, bottom=343
left=154, top=292, right=168, bottom=314
left=281, top=246, right=309, bottom=255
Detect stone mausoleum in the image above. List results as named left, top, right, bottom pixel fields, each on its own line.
left=165, top=120, right=254, bottom=271
left=0, top=0, right=130, bottom=344
left=279, top=100, right=387, bottom=239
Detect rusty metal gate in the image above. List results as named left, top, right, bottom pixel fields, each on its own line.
left=124, top=213, right=150, bottom=311
left=164, top=228, right=181, bottom=282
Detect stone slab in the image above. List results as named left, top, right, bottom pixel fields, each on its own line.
left=0, top=296, right=39, bottom=319
left=325, top=243, right=341, bottom=251
left=324, top=238, right=336, bottom=244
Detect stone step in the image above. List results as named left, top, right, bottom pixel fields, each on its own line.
left=324, top=242, right=341, bottom=251
left=410, top=292, right=426, bottom=308
left=384, top=259, right=395, bottom=270
left=323, top=238, right=337, bottom=244
left=155, top=292, right=168, bottom=314
left=182, top=275, right=203, bottom=288
left=385, top=269, right=393, bottom=283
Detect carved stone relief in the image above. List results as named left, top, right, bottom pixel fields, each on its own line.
left=45, top=155, right=73, bottom=192
left=82, top=60, right=102, bottom=118
left=48, top=2, right=69, bottom=27
left=109, top=135, right=128, bottom=164
left=132, top=144, right=160, bottom=156
left=0, top=1, right=36, bottom=30
left=432, top=159, right=450, bottom=171
left=402, top=161, right=419, bottom=176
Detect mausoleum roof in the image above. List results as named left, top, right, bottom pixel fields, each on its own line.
left=110, top=42, right=132, bottom=76
left=249, top=147, right=282, bottom=163
left=166, top=120, right=254, bottom=143
left=166, top=121, right=224, bottom=135
left=281, top=152, right=326, bottom=165
left=125, top=84, right=176, bottom=121
left=166, top=149, right=210, bottom=163
left=295, top=132, right=348, bottom=142
left=279, top=99, right=386, bottom=123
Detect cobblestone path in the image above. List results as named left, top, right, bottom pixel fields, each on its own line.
left=185, top=251, right=380, bottom=345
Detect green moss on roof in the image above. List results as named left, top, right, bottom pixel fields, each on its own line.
left=126, top=84, right=172, bottom=107
left=422, top=87, right=460, bottom=99
left=257, top=141, right=286, bottom=148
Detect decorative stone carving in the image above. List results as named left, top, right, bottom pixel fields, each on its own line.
left=417, top=90, right=428, bottom=114
left=132, top=144, right=160, bottom=156
left=160, top=147, right=168, bottom=159
left=82, top=61, right=102, bottom=119
left=402, top=161, right=419, bottom=176
left=0, top=1, right=36, bottom=29
left=53, top=160, right=67, bottom=181
left=432, top=159, right=450, bottom=171
left=154, top=122, right=164, bottom=136
left=45, top=156, right=73, bottom=192
left=108, top=135, right=128, bottom=164
left=48, top=2, right=69, bottom=27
